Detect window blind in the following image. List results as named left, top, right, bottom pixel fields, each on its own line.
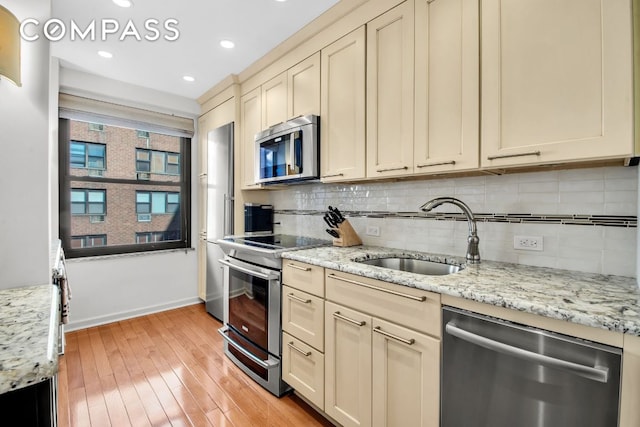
left=59, top=93, right=194, bottom=138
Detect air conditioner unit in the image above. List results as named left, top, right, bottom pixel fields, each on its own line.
left=88, top=169, right=104, bottom=177
left=89, top=215, right=105, bottom=223
left=137, top=214, right=152, bottom=222
left=137, top=172, right=151, bottom=180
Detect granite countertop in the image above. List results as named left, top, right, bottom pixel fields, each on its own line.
left=0, top=285, right=59, bottom=394
left=282, top=246, right=640, bottom=337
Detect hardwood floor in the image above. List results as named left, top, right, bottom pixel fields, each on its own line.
left=58, top=304, right=334, bottom=427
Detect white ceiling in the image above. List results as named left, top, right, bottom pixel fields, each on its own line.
left=51, top=0, right=340, bottom=100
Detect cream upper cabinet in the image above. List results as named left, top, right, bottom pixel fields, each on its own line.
left=240, top=87, right=262, bottom=189
left=366, top=0, right=415, bottom=179
left=261, top=72, right=288, bottom=129
left=320, top=26, right=367, bottom=182
left=288, top=52, right=321, bottom=119
left=414, top=0, right=479, bottom=174
left=372, top=318, right=440, bottom=427
left=262, top=53, right=321, bottom=130
left=481, top=0, right=633, bottom=168
left=325, top=301, right=372, bottom=427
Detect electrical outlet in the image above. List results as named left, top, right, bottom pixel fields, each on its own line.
left=514, top=235, right=543, bottom=251
left=366, top=225, right=381, bottom=237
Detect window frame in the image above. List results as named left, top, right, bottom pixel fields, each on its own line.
left=70, top=188, right=107, bottom=215
left=70, top=141, right=107, bottom=170
left=59, top=118, right=192, bottom=258
left=71, top=234, right=107, bottom=248
left=135, top=148, right=181, bottom=175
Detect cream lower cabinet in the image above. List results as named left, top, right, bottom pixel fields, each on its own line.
left=282, top=261, right=326, bottom=409
left=372, top=318, right=439, bottom=427
left=481, top=0, right=633, bottom=168
left=325, top=270, right=441, bottom=427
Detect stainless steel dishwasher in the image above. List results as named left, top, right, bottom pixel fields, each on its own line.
left=442, top=306, right=622, bottom=427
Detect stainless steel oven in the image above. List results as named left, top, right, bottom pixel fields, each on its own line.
left=216, top=233, right=330, bottom=397
left=217, top=256, right=288, bottom=396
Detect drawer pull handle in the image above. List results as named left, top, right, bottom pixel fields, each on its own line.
left=376, top=166, right=408, bottom=173
left=287, top=263, right=311, bottom=272
left=321, top=173, right=344, bottom=178
left=333, top=311, right=366, bottom=327
left=373, top=326, right=415, bottom=345
left=327, top=274, right=427, bottom=302
left=416, top=160, right=455, bottom=168
left=288, top=342, right=312, bottom=357
left=287, top=293, right=311, bottom=304
left=487, top=151, right=541, bottom=161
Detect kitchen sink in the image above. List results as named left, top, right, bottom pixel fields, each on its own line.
left=357, top=257, right=461, bottom=276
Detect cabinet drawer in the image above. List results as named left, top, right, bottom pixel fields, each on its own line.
left=282, top=285, right=324, bottom=351
left=282, top=332, right=325, bottom=410
left=283, top=260, right=325, bottom=297
left=326, top=269, right=441, bottom=338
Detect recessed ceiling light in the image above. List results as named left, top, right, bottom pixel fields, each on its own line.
left=183, top=75, right=195, bottom=82
left=113, top=0, right=133, bottom=7
left=98, top=50, right=113, bottom=59
left=220, top=40, right=235, bottom=49
left=275, top=0, right=287, bottom=2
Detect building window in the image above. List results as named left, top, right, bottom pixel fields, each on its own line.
left=136, top=231, right=178, bottom=243
left=71, top=235, right=107, bottom=248
left=59, top=117, right=191, bottom=258
left=70, top=141, right=106, bottom=169
left=70, top=189, right=106, bottom=215
left=136, top=149, right=180, bottom=175
left=136, top=191, right=180, bottom=215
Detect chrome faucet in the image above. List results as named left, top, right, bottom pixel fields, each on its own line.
left=419, top=197, right=480, bottom=264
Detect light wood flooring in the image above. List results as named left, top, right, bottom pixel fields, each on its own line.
left=57, top=303, right=334, bottom=426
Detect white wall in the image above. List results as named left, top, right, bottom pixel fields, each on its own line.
left=0, top=0, right=52, bottom=288
left=271, top=166, right=638, bottom=278
left=57, top=67, right=201, bottom=330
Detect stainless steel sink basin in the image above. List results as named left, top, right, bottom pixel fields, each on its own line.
left=357, top=257, right=461, bottom=276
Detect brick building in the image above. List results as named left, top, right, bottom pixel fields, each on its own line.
left=68, top=121, right=183, bottom=248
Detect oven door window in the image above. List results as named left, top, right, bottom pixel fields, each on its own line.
left=228, top=267, right=269, bottom=350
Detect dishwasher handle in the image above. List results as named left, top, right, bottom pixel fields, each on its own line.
left=445, top=322, right=609, bottom=383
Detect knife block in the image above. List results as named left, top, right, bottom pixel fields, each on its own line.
left=333, top=220, right=363, bottom=247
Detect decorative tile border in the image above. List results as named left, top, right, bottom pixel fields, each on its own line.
left=275, top=209, right=638, bottom=228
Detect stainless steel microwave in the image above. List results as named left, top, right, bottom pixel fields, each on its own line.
left=254, top=115, right=319, bottom=185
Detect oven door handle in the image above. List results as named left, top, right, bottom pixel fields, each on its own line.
left=218, top=326, right=279, bottom=369
left=218, top=258, right=279, bottom=281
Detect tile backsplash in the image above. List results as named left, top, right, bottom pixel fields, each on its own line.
left=269, top=166, right=638, bottom=278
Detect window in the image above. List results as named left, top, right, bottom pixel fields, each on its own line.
left=59, top=116, right=192, bottom=258
left=70, top=189, right=106, bottom=215
left=70, top=142, right=106, bottom=169
left=136, top=149, right=180, bottom=175
left=71, top=235, right=107, bottom=248
left=136, top=231, right=178, bottom=243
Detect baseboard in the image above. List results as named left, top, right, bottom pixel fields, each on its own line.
left=64, top=297, right=203, bottom=332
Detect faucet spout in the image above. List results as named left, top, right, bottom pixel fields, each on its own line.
left=420, top=197, right=480, bottom=263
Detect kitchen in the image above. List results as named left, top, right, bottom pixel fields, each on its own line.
left=1, top=0, right=640, bottom=425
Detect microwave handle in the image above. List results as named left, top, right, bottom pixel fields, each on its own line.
left=291, top=131, right=301, bottom=172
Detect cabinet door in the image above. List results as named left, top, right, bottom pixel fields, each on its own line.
left=621, top=334, right=640, bottom=427
left=282, top=332, right=325, bottom=410
left=288, top=52, right=320, bottom=119
left=262, top=72, right=288, bottom=129
left=240, top=88, right=262, bottom=189
left=282, top=285, right=325, bottom=351
left=372, top=318, right=440, bottom=427
left=320, top=26, right=366, bottom=182
left=481, top=0, right=633, bottom=168
left=196, top=114, right=209, bottom=299
left=366, top=1, right=415, bottom=178
left=325, top=301, right=372, bottom=427
left=414, top=0, right=479, bottom=174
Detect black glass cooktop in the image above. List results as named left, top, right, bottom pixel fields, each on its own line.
left=220, top=234, right=331, bottom=251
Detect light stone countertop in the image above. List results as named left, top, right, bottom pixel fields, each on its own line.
left=281, top=246, right=640, bottom=337
left=0, top=285, right=59, bottom=394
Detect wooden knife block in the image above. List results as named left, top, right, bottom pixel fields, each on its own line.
left=333, top=220, right=363, bottom=247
